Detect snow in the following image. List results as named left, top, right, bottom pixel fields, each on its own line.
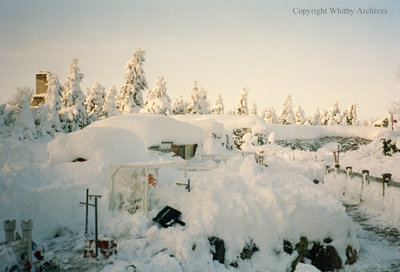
left=1, top=114, right=400, bottom=271
left=89, top=113, right=205, bottom=147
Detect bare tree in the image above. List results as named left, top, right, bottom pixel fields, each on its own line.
left=7, top=87, right=33, bottom=107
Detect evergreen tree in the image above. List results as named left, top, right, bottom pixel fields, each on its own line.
left=263, top=107, right=278, bottom=124
left=327, top=102, right=341, bottom=125
left=103, top=86, right=120, bottom=118
left=294, top=105, right=305, bottom=124
left=198, top=87, right=210, bottom=114
left=144, top=76, right=172, bottom=115
left=279, top=95, right=294, bottom=124
left=234, top=86, right=249, bottom=115
left=309, top=108, right=322, bottom=126
left=343, top=104, right=358, bottom=126
left=13, top=94, right=37, bottom=139
left=35, top=104, right=53, bottom=137
left=60, top=57, right=87, bottom=132
left=249, top=103, right=257, bottom=116
left=212, top=94, right=224, bottom=114
left=172, top=96, right=185, bottom=115
left=186, top=81, right=201, bottom=114
left=85, top=82, right=106, bottom=123
left=117, top=49, right=148, bottom=113
left=44, top=73, right=63, bottom=133
left=320, top=109, right=328, bottom=125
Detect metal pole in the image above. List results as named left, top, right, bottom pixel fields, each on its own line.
left=85, top=188, right=89, bottom=235
left=95, top=197, right=98, bottom=258
left=188, top=179, right=191, bottom=192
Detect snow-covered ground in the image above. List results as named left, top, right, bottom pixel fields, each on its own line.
left=1, top=114, right=399, bottom=271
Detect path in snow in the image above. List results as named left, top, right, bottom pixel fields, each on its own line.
left=342, top=203, right=400, bottom=272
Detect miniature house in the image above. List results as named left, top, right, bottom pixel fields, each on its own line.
left=30, top=72, right=49, bottom=107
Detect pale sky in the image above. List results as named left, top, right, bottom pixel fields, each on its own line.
left=1, top=0, right=399, bottom=121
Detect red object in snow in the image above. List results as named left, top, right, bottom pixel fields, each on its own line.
left=34, top=250, right=43, bottom=260
left=148, top=173, right=157, bottom=187
left=84, top=239, right=117, bottom=259
left=394, top=120, right=397, bottom=123
left=23, top=261, right=32, bottom=271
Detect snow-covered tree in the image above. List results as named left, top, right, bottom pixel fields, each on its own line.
left=263, top=107, right=278, bottom=124
left=198, top=87, right=210, bottom=114
left=117, top=49, right=148, bottom=113
left=343, top=104, right=358, bottom=126
left=294, top=105, right=306, bottom=124
left=85, top=82, right=106, bottom=123
left=212, top=94, right=224, bottom=114
left=35, top=104, right=53, bottom=137
left=309, top=108, right=322, bottom=126
left=144, top=77, right=172, bottom=115
left=327, top=102, right=341, bottom=125
left=60, top=57, right=87, bottom=132
left=13, top=94, right=36, bottom=139
left=44, top=73, right=63, bottom=133
left=186, top=81, right=201, bottom=114
left=320, top=109, right=328, bottom=125
left=279, top=95, right=294, bottom=124
left=234, top=86, right=249, bottom=115
left=103, top=86, right=120, bottom=118
left=172, top=96, right=185, bottom=115
left=249, top=103, right=257, bottom=116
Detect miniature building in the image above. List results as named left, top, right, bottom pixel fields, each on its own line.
left=30, top=72, right=50, bottom=107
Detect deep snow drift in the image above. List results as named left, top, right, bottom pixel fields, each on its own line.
left=1, top=114, right=399, bottom=272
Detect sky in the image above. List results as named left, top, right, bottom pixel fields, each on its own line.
left=1, top=0, right=399, bottom=121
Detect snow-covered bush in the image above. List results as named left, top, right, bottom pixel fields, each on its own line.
left=294, top=105, right=306, bottom=124
left=249, top=103, right=257, bottom=116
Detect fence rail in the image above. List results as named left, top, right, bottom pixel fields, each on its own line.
left=325, top=165, right=400, bottom=196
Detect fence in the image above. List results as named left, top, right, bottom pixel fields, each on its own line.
left=325, top=165, right=400, bottom=196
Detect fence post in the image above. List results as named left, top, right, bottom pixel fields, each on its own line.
left=361, top=170, right=369, bottom=189
left=382, top=173, right=392, bottom=197
left=345, top=166, right=352, bottom=180
left=325, top=165, right=330, bottom=175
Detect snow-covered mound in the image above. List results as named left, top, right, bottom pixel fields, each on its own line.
left=89, top=113, right=205, bottom=146
left=173, top=114, right=268, bottom=134
left=101, top=156, right=359, bottom=271
left=48, top=127, right=149, bottom=165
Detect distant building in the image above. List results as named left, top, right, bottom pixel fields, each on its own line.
left=30, top=72, right=50, bottom=107
left=149, top=141, right=198, bottom=160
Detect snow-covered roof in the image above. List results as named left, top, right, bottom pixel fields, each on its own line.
left=89, top=113, right=204, bottom=146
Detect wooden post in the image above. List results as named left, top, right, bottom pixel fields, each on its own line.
left=361, top=170, right=369, bottom=189
left=345, top=166, right=352, bottom=180
left=382, top=173, right=392, bottom=197
left=95, top=197, right=98, bottom=258
left=325, top=165, right=330, bottom=175
left=85, top=188, right=89, bottom=235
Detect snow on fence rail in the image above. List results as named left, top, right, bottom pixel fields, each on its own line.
left=325, top=165, right=400, bottom=196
